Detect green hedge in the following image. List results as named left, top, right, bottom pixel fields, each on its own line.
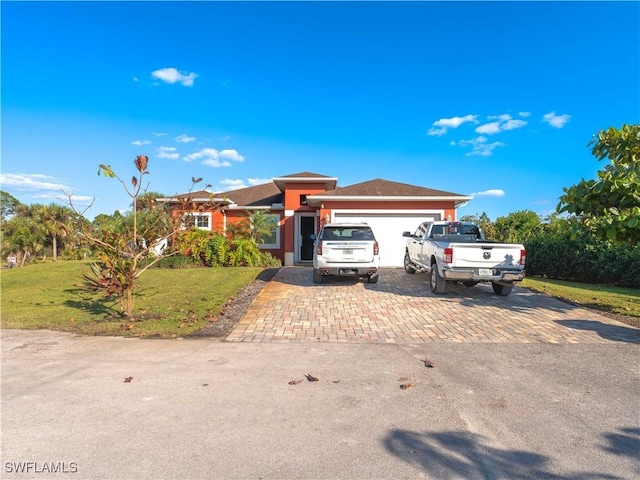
left=525, top=234, right=640, bottom=288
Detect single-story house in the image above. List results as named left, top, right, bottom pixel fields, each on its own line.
left=159, top=172, right=472, bottom=267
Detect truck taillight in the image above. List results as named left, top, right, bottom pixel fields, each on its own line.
left=316, top=243, right=323, bottom=256
left=520, top=249, right=526, bottom=266
left=373, top=241, right=379, bottom=256
left=443, top=247, right=453, bottom=264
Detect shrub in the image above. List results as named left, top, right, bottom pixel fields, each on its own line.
left=525, top=232, right=640, bottom=288
left=176, top=229, right=282, bottom=268
left=143, top=254, right=202, bottom=269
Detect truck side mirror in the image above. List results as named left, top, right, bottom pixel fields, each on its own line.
left=402, top=231, right=412, bottom=237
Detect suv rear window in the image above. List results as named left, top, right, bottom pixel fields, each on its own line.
left=321, top=226, right=375, bottom=241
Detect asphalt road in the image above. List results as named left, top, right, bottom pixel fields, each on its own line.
left=1, top=329, right=638, bottom=479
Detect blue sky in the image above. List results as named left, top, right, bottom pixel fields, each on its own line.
left=2, top=1, right=639, bottom=221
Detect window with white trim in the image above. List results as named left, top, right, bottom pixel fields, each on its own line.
left=184, top=212, right=212, bottom=230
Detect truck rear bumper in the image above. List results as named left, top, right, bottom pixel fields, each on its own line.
left=442, top=268, right=525, bottom=283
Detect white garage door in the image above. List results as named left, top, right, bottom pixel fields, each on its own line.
left=333, top=212, right=439, bottom=267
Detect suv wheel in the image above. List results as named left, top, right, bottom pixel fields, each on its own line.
left=368, top=271, right=379, bottom=283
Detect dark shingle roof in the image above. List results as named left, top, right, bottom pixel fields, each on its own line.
left=318, top=179, right=465, bottom=197
left=160, top=175, right=470, bottom=209
left=223, top=182, right=283, bottom=207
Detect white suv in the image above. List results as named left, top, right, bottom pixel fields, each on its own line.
left=312, top=223, right=380, bottom=283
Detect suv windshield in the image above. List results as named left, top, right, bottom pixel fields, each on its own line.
left=322, top=226, right=375, bottom=241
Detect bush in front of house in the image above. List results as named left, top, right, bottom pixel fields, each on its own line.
left=176, top=229, right=282, bottom=268
left=143, top=254, right=203, bottom=269
left=525, top=233, right=640, bottom=288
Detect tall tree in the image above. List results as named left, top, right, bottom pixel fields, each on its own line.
left=494, top=210, right=543, bottom=244
left=2, top=216, right=46, bottom=266
left=460, top=212, right=497, bottom=240
left=72, top=156, right=205, bottom=318
left=557, top=124, right=640, bottom=243
left=0, top=191, right=22, bottom=223
left=42, top=203, right=76, bottom=260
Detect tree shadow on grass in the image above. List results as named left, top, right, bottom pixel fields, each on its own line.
left=383, top=429, right=622, bottom=479
left=63, top=287, right=121, bottom=319
left=555, top=320, right=640, bottom=344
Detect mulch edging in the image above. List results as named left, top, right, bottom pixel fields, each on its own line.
left=188, top=268, right=281, bottom=338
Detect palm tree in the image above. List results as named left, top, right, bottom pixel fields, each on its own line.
left=3, top=216, right=46, bottom=266
left=243, top=210, right=276, bottom=244
left=39, top=203, right=75, bottom=260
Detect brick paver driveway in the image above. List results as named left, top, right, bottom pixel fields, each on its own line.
left=227, top=267, right=640, bottom=344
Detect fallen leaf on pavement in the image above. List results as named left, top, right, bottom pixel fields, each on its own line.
left=124, top=376, right=133, bottom=383
left=305, top=374, right=319, bottom=382
left=288, top=380, right=303, bottom=385
left=422, top=358, right=435, bottom=368
left=400, top=381, right=415, bottom=390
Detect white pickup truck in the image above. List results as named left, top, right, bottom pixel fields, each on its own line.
left=402, top=221, right=526, bottom=296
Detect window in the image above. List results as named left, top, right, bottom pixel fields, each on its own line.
left=299, top=194, right=308, bottom=206
left=257, top=214, right=280, bottom=249
left=184, top=212, right=211, bottom=230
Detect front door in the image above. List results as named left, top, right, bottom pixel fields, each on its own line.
left=298, top=215, right=316, bottom=262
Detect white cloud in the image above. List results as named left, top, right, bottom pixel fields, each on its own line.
left=502, top=119, right=527, bottom=130
left=434, top=114, right=478, bottom=128
left=156, top=146, right=180, bottom=160
left=247, top=178, right=271, bottom=186
left=476, top=115, right=527, bottom=135
left=219, top=179, right=246, bottom=190
left=151, top=67, right=198, bottom=87
left=427, top=127, right=447, bottom=137
left=151, top=132, right=167, bottom=137
left=0, top=173, right=71, bottom=191
left=475, top=122, right=502, bottom=135
left=175, top=134, right=196, bottom=143
left=458, top=136, right=506, bottom=157
left=184, top=148, right=245, bottom=167
left=519, top=111, right=531, bottom=118
left=218, top=177, right=271, bottom=191
left=542, top=111, right=571, bottom=128
left=218, top=149, right=244, bottom=162
left=427, top=114, right=478, bottom=136
left=470, top=189, right=506, bottom=198
left=131, top=139, right=151, bottom=146
left=459, top=136, right=488, bottom=147
left=487, top=114, right=512, bottom=122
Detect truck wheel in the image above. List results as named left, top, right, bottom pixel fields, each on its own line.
left=492, top=282, right=513, bottom=296
left=368, top=271, right=379, bottom=283
left=404, top=252, right=416, bottom=274
left=313, top=269, right=323, bottom=284
left=430, top=263, right=446, bottom=294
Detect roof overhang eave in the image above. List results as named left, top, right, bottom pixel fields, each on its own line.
left=157, top=197, right=234, bottom=205
left=306, top=195, right=474, bottom=207
left=272, top=177, right=338, bottom=192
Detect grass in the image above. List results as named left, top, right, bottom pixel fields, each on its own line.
left=521, top=277, right=640, bottom=325
left=2, top=262, right=638, bottom=337
left=0, top=260, right=264, bottom=338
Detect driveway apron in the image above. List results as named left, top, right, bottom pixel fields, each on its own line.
left=227, top=267, right=640, bottom=344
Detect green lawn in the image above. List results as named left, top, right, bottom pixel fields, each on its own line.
left=521, top=277, right=640, bottom=323
left=2, top=262, right=638, bottom=338
left=0, top=261, right=264, bottom=338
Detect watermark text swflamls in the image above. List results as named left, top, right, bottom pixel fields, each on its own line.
left=4, top=461, right=78, bottom=474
